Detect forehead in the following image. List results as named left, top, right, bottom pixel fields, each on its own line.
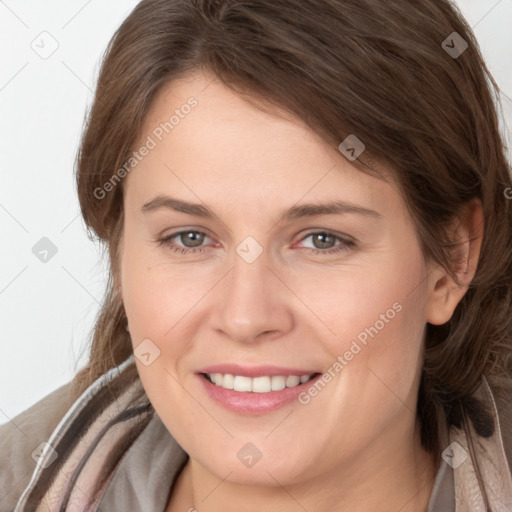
left=126, top=71, right=399, bottom=219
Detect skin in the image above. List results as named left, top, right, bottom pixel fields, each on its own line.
left=117, top=69, right=483, bottom=512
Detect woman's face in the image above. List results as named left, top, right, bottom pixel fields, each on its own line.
left=120, top=70, right=435, bottom=486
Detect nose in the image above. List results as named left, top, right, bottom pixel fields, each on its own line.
left=209, top=246, right=294, bottom=344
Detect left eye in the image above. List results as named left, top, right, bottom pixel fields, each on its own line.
left=299, top=232, right=342, bottom=250
left=158, top=230, right=354, bottom=255
left=158, top=230, right=212, bottom=253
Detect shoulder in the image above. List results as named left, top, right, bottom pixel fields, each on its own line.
left=0, top=382, right=75, bottom=511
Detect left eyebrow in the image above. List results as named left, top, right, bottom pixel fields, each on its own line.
left=140, top=195, right=382, bottom=222
left=280, top=200, right=383, bottom=221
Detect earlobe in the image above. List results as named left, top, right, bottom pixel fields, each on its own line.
left=425, top=199, right=484, bottom=326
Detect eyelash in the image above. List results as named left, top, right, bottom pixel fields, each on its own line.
left=156, top=230, right=355, bottom=256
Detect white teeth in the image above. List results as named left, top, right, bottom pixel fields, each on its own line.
left=285, top=375, right=300, bottom=387
left=252, top=376, right=272, bottom=393
left=233, top=375, right=252, bottom=392
left=206, top=373, right=315, bottom=393
left=271, top=375, right=286, bottom=391
left=222, top=374, right=234, bottom=389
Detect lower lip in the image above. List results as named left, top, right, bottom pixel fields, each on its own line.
left=197, top=373, right=321, bottom=415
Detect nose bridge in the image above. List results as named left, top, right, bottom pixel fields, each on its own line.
left=211, top=240, right=292, bottom=342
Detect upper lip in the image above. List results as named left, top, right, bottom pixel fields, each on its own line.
left=197, top=364, right=319, bottom=378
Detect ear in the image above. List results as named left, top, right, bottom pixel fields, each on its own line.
left=425, top=198, right=484, bottom=325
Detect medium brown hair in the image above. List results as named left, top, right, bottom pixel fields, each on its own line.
left=72, top=0, right=512, bottom=463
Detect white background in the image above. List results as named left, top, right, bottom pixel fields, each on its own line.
left=1, top=0, right=511, bottom=423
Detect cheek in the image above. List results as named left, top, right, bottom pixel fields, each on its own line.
left=119, top=240, right=203, bottom=418
left=292, top=247, right=427, bottom=363
left=120, top=235, right=203, bottom=345
left=301, top=244, right=428, bottom=417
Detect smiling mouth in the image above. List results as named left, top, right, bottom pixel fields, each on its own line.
left=201, top=372, right=321, bottom=393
